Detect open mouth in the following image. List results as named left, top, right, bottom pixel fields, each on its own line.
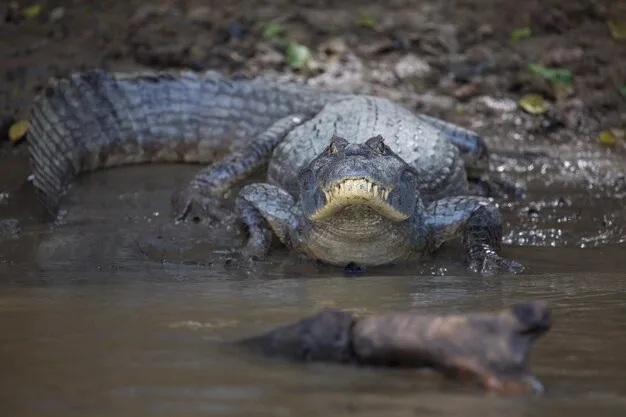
left=310, top=177, right=409, bottom=221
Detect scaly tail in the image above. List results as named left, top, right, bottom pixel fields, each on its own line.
left=28, top=69, right=342, bottom=215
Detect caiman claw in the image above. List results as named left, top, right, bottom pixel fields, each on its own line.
left=468, top=244, right=524, bottom=275
left=223, top=242, right=270, bottom=265
left=171, top=186, right=231, bottom=224
left=470, top=174, right=526, bottom=199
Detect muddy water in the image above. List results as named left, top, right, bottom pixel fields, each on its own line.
left=1, top=162, right=626, bottom=416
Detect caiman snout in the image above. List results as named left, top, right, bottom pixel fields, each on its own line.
left=298, top=135, right=420, bottom=222
left=311, top=175, right=406, bottom=221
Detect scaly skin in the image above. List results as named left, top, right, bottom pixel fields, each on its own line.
left=27, top=69, right=522, bottom=274
left=240, top=301, right=552, bottom=395
left=235, top=135, right=517, bottom=273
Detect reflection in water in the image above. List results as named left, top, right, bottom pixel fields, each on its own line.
left=0, top=164, right=625, bottom=416
left=2, top=273, right=626, bottom=416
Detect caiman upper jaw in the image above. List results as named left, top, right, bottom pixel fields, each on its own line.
left=310, top=177, right=409, bottom=221
left=323, top=178, right=391, bottom=202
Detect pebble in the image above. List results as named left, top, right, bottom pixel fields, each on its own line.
left=255, top=43, right=284, bottom=65
left=298, top=9, right=353, bottom=33
left=453, top=83, right=479, bottom=101
left=309, top=53, right=364, bottom=91
left=477, top=96, right=518, bottom=112
left=130, top=4, right=178, bottom=25
left=541, top=47, right=584, bottom=66
left=318, top=37, right=348, bottom=57
left=415, top=93, right=456, bottom=111
left=451, top=60, right=492, bottom=84
left=187, top=6, right=212, bottom=26
left=49, top=7, right=65, bottom=23
left=0, top=219, right=20, bottom=239
left=394, top=54, right=431, bottom=80
left=228, top=21, right=246, bottom=40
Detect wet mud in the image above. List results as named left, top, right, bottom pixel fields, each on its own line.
left=0, top=0, right=626, bottom=416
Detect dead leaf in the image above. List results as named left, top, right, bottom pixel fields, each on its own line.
left=599, top=129, right=625, bottom=147
left=8, top=120, right=28, bottom=143
left=608, top=19, right=626, bottom=40
left=22, top=4, right=42, bottom=20
left=519, top=94, right=549, bottom=115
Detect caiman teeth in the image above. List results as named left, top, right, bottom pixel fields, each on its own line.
left=313, top=177, right=406, bottom=221
left=322, top=178, right=392, bottom=202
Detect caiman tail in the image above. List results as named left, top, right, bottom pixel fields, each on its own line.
left=28, top=69, right=340, bottom=215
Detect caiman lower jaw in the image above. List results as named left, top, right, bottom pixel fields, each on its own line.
left=309, top=178, right=409, bottom=222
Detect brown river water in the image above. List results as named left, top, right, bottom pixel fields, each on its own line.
left=1, top=160, right=626, bottom=417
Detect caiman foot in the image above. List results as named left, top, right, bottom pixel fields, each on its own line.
left=223, top=240, right=271, bottom=265
left=470, top=175, right=525, bottom=199
left=461, top=205, right=524, bottom=275
left=468, top=245, right=524, bottom=275
left=171, top=186, right=232, bottom=224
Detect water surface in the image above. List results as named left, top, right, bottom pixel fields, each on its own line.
left=1, top=163, right=625, bottom=417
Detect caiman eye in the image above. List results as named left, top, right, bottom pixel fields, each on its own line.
left=328, top=135, right=348, bottom=155
left=365, top=135, right=387, bottom=154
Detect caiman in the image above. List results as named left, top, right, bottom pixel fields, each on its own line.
left=27, top=69, right=523, bottom=274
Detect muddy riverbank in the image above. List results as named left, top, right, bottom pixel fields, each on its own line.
left=1, top=1, right=626, bottom=416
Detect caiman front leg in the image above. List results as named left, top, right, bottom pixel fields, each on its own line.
left=417, top=114, right=524, bottom=198
left=171, top=115, right=307, bottom=223
left=415, top=196, right=523, bottom=275
left=232, top=183, right=304, bottom=259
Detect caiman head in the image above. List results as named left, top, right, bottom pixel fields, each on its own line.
left=297, top=135, right=420, bottom=222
